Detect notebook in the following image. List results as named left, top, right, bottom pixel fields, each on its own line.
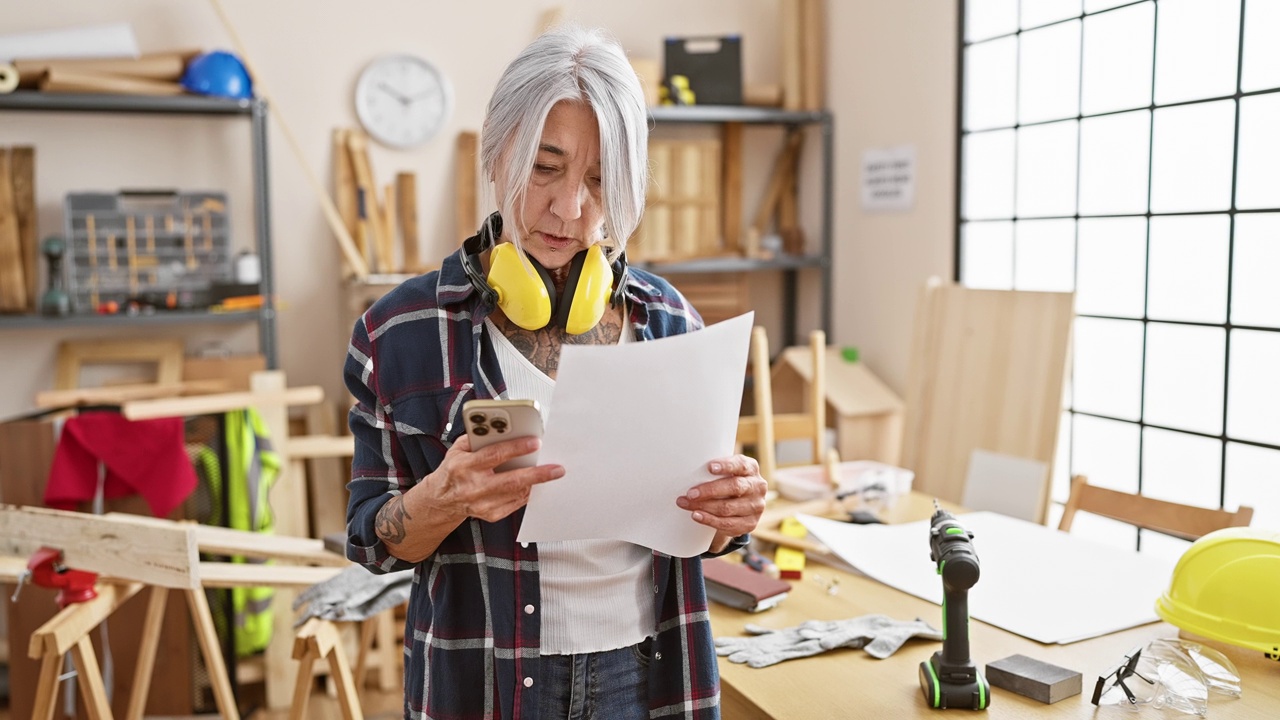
left=703, top=557, right=792, bottom=612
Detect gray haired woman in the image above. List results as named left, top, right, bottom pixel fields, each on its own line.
left=345, top=24, right=767, bottom=719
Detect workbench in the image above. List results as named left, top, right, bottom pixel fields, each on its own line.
left=711, top=492, right=1279, bottom=719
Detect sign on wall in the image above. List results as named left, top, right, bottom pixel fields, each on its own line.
left=861, top=145, right=916, bottom=212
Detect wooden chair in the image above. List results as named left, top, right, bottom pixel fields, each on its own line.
left=902, top=277, right=1074, bottom=507
left=1058, top=474, right=1254, bottom=541
left=736, top=326, right=828, bottom=488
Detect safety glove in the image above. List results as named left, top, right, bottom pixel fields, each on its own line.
left=715, top=615, right=942, bottom=668
left=292, top=565, right=411, bottom=625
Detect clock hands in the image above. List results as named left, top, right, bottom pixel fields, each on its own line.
left=376, top=82, right=412, bottom=106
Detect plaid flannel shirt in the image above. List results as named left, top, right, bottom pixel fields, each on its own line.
left=344, top=242, right=725, bottom=719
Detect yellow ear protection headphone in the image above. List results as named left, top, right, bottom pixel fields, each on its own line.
left=461, top=213, right=628, bottom=335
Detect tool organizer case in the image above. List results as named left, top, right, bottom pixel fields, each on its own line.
left=63, top=190, right=232, bottom=311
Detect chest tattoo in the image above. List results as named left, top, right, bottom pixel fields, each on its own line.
left=495, top=307, right=625, bottom=379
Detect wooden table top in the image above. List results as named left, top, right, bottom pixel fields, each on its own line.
left=710, top=493, right=1279, bottom=719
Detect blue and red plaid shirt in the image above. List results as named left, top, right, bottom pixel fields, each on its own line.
left=345, top=242, right=727, bottom=719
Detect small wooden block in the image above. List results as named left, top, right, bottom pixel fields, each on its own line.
left=985, top=654, right=1082, bottom=704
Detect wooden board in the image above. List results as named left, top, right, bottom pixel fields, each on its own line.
left=721, top=123, right=743, bottom=254
left=346, top=131, right=389, bottom=273
left=800, top=0, right=826, bottom=111
left=14, top=52, right=190, bottom=86
left=41, top=69, right=185, bottom=96
left=901, top=279, right=1074, bottom=505
left=10, top=146, right=37, bottom=310
left=0, top=505, right=200, bottom=589
left=182, top=353, right=267, bottom=392
left=780, top=0, right=804, bottom=111
left=0, top=148, right=26, bottom=311
left=668, top=272, right=748, bottom=327
left=332, top=128, right=362, bottom=274
left=396, top=172, right=420, bottom=272
left=456, top=131, right=479, bottom=243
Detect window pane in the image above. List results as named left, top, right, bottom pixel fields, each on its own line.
left=1227, top=329, right=1280, bottom=446
left=1073, top=318, right=1144, bottom=419
left=1147, top=215, right=1229, bottom=324
left=1226, top=442, right=1280, bottom=531
left=1022, top=0, right=1080, bottom=28
left=1150, top=101, right=1236, bottom=213
left=1072, top=414, right=1140, bottom=493
left=1078, top=110, right=1150, bottom=215
left=1081, top=2, right=1155, bottom=115
left=1235, top=94, right=1280, bottom=210
left=1142, top=427, right=1222, bottom=507
left=1020, top=21, right=1082, bottom=124
left=1241, top=0, right=1280, bottom=92
left=967, top=0, right=1020, bottom=42
left=963, top=130, right=1016, bottom=220
left=1232, top=214, right=1280, bottom=329
left=961, top=221, right=1014, bottom=289
left=965, top=37, right=1019, bottom=131
left=1053, top=410, right=1072, bottom=504
left=1016, top=121, right=1078, bottom=218
left=1154, top=0, right=1240, bottom=105
left=1076, top=217, right=1147, bottom=318
left=1086, top=0, right=1142, bottom=11
left=1014, top=219, right=1075, bottom=291
left=1144, top=323, right=1225, bottom=435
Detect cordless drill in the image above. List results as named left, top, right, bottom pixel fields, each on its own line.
left=918, top=500, right=990, bottom=710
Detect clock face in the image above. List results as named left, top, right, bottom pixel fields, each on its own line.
left=354, top=53, right=452, bottom=149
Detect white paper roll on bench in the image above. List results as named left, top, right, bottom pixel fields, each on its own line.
left=0, top=63, right=19, bottom=93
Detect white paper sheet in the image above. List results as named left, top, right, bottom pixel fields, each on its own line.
left=0, top=23, right=140, bottom=62
left=518, top=312, right=754, bottom=557
left=798, top=511, right=1175, bottom=644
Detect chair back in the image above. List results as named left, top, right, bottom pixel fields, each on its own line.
left=1058, top=475, right=1254, bottom=541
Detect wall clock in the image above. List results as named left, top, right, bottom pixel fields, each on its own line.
left=354, top=53, right=452, bottom=149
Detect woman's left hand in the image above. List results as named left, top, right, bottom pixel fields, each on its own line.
left=677, top=454, right=768, bottom=550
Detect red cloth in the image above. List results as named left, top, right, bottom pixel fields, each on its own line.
left=45, top=412, right=197, bottom=518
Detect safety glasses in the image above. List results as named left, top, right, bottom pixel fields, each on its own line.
left=1091, top=638, right=1241, bottom=716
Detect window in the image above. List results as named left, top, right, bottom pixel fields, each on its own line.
left=958, top=0, right=1280, bottom=555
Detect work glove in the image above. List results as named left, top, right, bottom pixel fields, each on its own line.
left=292, top=565, right=411, bottom=626
left=715, top=614, right=942, bottom=668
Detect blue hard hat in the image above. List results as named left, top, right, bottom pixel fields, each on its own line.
left=181, top=50, right=253, bottom=99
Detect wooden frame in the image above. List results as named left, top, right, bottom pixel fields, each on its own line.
left=737, top=327, right=828, bottom=488
left=53, top=338, right=185, bottom=391
left=1059, top=474, right=1254, bottom=541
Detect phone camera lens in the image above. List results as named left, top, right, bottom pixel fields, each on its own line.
left=490, top=418, right=508, bottom=433
left=472, top=425, right=489, bottom=436
left=469, top=413, right=486, bottom=424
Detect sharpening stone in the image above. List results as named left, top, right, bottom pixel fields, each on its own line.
left=985, top=654, right=1082, bottom=704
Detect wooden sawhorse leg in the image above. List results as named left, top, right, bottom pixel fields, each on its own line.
left=291, top=618, right=364, bottom=720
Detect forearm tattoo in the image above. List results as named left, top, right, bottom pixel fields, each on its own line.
left=376, top=496, right=411, bottom=544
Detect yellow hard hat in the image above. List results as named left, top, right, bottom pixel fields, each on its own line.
left=1154, top=527, right=1280, bottom=660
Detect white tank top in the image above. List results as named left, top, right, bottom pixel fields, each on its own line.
left=484, top=318, right=654, bottom=655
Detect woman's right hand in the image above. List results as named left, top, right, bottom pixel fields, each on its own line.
left=420, top=434, right=565, bottom=523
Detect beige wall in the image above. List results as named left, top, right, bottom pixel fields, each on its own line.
left=0, top=0, right=956, bottom=419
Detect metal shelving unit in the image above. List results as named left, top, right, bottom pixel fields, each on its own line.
left=641, top=105, right=833, bottom=347
left=0, top=90, right=277, bottom=367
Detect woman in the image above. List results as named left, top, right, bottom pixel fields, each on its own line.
left=345, top=25, right=767, bottom=719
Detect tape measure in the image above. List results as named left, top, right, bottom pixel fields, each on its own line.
left=774, top=516, right=808, bottom=579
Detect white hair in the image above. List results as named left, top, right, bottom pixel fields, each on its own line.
left=480, top=24, right=648, bottom=260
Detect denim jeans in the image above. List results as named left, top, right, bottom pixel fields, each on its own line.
left=536, top=638, right=652, bottom=720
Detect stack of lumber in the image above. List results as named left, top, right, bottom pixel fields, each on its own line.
left=12, top=50, right=199, bottom=96
left=331, top=128, right=423, bottom=277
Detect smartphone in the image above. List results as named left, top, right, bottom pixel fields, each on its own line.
left=462, top=399, right=544, bottom=472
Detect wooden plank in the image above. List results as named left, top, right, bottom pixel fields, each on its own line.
left=721, top=123, right=743, bottom=254
left=382, top=183, right=398, bottom=273
left=41, top=69, right=185, bottom=96
left=780, top=0, right=804, bottom=111
left=800, top=0, right=826, bottom=111
left=346, top=131, right=389, bottom=273
left=10, top=146, right=37, bottom=310
left=396, top=172, right=421, bottom=272
left=191, top=524, right=348, bottom=566
left=181, top=353, right=267, bottom=392
left=289, top=433, right=354, bottom=458
left=198, top=562, right=343, bottom=588
left=0, top=148, right=27, bottom=311
left=35, top=379, right=229, bottom=409
left=31, top=647, right=62, bottom=720
left=120, top=384, right=324, bottom=420
left=332, top=128, right=362, bottom=275
left=901, top=280, right=1074, bottom=504
left=304, top=403, right=351, bottom=539
left=456, top=131, right=479, bottom=243
left=14, top=52, right=190, bottom=85
left=0, top=506, right=199, bottom=589
left=71, top=634, right=112, bottom=720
